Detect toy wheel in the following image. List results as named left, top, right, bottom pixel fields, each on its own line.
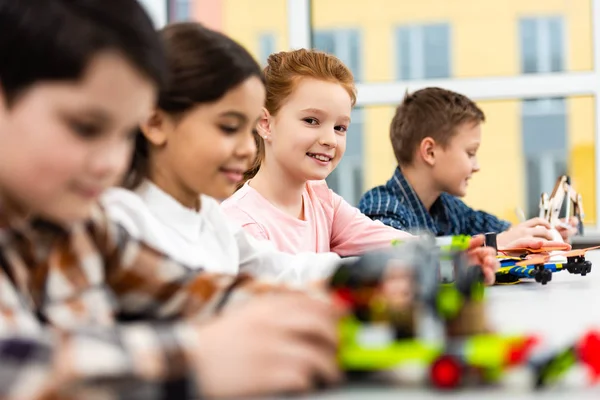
left=534, top=267, right=552, bottom=285
left=582, top=261, right=592, bottom=276
left=430, top=355, right=463, bottom=390
left=539, top=269, right=552, bottom=285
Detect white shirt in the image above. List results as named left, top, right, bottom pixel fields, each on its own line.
left=100, top=182, right=342, bottom=284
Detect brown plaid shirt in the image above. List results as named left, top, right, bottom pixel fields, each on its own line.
left=0, top=204, right=292, bottom=399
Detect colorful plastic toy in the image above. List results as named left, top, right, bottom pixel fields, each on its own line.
left=330, top=235, right=600, bottom=390
left=330, top=235, right=540, bottom=389
left=482, top=232, right=599, bottom=285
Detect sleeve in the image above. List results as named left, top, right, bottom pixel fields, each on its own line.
left=93, top=209, right=299, bottom=321
left=232, top=221, right=342, bottom=285
left=358, top=187, right=416, bottom=232
left=329, top=191, right=414, bottom=257
left=220, top=203, right=270, bottom=241
left=0, top=323, right=203, bottom=400
left=451, top=198, right=512, bottom=235
left=363, top=210, right=414, bottom=232
left=238, top=222, right=269, bottom=241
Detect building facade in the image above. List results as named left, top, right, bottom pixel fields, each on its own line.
left=141, top=0, right=596, bottom=226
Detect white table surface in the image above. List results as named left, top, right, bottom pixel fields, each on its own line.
left=288, top=250, right=600, bottom=400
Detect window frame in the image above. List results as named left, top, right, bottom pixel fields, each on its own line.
left=395, top=23, right=451, bottom=80
left=289, top=0, right=600, bottom=231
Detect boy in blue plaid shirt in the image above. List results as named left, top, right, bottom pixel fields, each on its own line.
left=358, top=87, right=577, bottom=248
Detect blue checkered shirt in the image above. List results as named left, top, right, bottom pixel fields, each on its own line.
left=358, top=168, right=511, bottom=236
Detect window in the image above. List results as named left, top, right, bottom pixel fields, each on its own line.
left=326, top=108, right=365, bottom=206
left=312, top=29, right=364, bottom=205
left=313, top=29, right=362, bottom=82
left=519, top=17, right=567, bottom=217
left=519, top=17, right=565, bottom=74
left=395, top=23, right=451, bottom=80
left=168, top=0, right=191, bottom=22
left=258, top=33, right=276, bottom=67
left=521, top=98, right=568, bottom=217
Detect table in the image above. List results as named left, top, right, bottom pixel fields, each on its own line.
left=298, top=250, right=600, bottom=399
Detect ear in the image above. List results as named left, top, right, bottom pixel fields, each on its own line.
left=419, top=137, right=437, bottom=167
left=139, top=109, right=169, bottom=147
left=256, top=107, right=272, bottom=141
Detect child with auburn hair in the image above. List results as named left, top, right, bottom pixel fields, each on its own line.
left=220, top=49, right=417, bottom=256
left=357, top=87, right=577, bottom=248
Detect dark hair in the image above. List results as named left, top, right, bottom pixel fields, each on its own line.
left=124, top=22, right=265, bottom=189
left=0, top=0, right=166, bottom=106
left=390, top=87, right=485, bottom=166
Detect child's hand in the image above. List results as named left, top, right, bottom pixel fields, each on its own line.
left=556, top=216, right=579, bottom=241
left=467, top=235, right=499, bottom=285
left=501, top=237, right=571, bottom=255
left=190, top=293, right=342, bottom=398
left=497, top=217, right=555, bottom=247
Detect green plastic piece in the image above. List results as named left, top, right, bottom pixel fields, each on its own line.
left=338, top=316, right=441, bottom=369
left=437, top=284, right=464, bottom=318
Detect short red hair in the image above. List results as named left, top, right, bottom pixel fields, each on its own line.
left=242, top=48, right=356, bottom=184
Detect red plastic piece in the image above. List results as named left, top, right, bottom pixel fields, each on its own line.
left=577, top=330, right=600, bottom=382
left=506, top=336, right=540, bottom=366
left=331, top=288, right=354, bottom=311
left=430, top=355, right=462, bottom=389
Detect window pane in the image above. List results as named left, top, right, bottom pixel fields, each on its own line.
left=258, top=33, right=276, bottom=66
left=521, top=98, right=568, bottom=217
left=396, top=27, right=413, bottom=80
left=313, top=31, right=336, bottom=54
left=348, top=30, right=362, bottom=81
left=313, top=30, right=362, bottom=82
left=549, top=17, right=565, bottom=72
left=166, top=0, right=192, bottom=22
left=520, top=18, right=538, bottom=74
left=311, top=0, right=591, bottom=81
left=358, top=97, right=595, bottom=226
left=176, top=0, right=191, bottom=21
left=423, top=24, right=450, bottom=79
left=327, top=108, right=364, bottom=206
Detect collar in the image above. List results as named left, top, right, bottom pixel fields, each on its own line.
left=0, top=196, right=70, bottom=246
left=136, top=181, right=204, bottom=243
left=386, top=167, right=449, bottom=234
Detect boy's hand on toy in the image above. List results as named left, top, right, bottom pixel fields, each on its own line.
left=501, top=238, right=571, bottom=255
left=467, top=235, right=499, bottom=285
left=556, top=216, right=579, bottom=241
left=497, top=217, right=555, bottom=247
left=191, top=293, right=342, bottom=398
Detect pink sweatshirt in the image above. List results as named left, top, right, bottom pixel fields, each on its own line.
left=220, top=180, right=414, bottom=256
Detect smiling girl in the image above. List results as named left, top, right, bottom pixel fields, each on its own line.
left=220, top=49, right=414, bottom=256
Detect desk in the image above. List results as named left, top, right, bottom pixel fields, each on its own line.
left=572, top=234, right=600, bottom=249
left=298, top=251, right=600, bottom=399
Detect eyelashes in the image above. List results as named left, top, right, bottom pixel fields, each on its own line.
left=69, top=120, right=102, bottom=138
left=302, top=118, right=348, bottom=134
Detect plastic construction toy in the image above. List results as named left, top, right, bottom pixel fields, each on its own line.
left=483, top=231, right=600, bottom=285
left=539, top=175, right=585, bottom=235
left=391, top=234, right=472, bottom=283
left=328, top=235, right=600, bottom=390
left=329, top=235, right=540, bottom=389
